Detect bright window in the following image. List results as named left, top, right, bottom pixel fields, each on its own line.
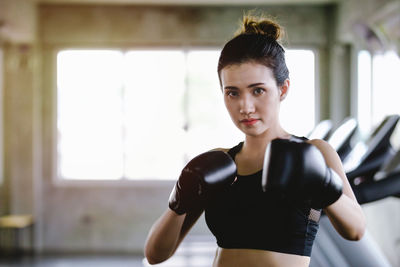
left=57, top=49, right=316, bottom=180
left=57, top=50, right=125, bottom=180
left=357, top=50, right=400, bottom=136
left=281, top=50, right=316, bottom=137
left=123, top=51, right=187, bottom=179
left=371, top=51, right=400, bottom=126
left=357, top=50, right=373, bottom=137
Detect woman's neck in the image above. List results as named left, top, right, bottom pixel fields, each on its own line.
left=242, top=126, right=291, bottom=157
left=235, top=126, right=290, bottom=175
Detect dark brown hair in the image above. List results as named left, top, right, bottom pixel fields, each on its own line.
left=218, top=15, right=289, bottom=86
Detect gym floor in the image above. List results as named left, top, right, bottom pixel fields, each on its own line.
left=0, top=236, right=217, bottom=267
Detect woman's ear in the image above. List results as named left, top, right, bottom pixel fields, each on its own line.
left=279, top=79, right=290, bottom=101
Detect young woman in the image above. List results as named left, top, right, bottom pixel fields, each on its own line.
left=144, top=15, right=365, bottom=267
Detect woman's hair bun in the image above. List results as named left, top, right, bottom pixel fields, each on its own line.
left=237, top=15, right=284, bottom=41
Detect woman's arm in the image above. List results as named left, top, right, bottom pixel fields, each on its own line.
left=144, top=207, right=203, bottom=265
left=309, top=139, right=366, bottom=241
left=144, top=148, right=236, bottom=264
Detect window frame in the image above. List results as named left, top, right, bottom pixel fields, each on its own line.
left=52, top=45, right=320, bottom=186
left=354, top=49, right=400, bottom=138
left=0, top=48, right=3, bottom=186
left=52, top=46, right=223, bottom=187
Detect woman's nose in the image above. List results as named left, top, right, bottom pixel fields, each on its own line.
left=239, top=95, right=255, bottom=115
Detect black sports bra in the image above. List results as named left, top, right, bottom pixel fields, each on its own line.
left=204, top=138, right=320, bottom=256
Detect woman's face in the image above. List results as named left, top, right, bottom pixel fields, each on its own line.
left=220, top=62, right=289, bottom=137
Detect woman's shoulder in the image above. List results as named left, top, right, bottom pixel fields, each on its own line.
left=209, top=147, right=230, bottom=153
left=306, top=138, right=342, bottom=165
left=209, top=141, right=244, bottom=154
left=290, top=134, right=309, bottom=141
left=307, top=138, right=334, bottom=153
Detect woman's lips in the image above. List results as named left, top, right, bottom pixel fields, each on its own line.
left=240, top=119, right=259, bottom=126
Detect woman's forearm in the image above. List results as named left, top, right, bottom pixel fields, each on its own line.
left=144, top=208, right=186, bottom=264
left=325, top=194, right=366, bottom=241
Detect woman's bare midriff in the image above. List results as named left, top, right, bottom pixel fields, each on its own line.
left=213, top=247, right=310, bottom=267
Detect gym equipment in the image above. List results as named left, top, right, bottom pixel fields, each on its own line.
left=344, top=114, right=400, bottom=185
left=352, top=120, right=400, bottom=203
left=310, top=216, right=391, bottom=267
left=327, top=117, right=358, bottom=161
left=311, top=115, right=400, bottom=267
left=307, top=119, right=333, bottom=140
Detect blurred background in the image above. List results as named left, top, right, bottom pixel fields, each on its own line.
left=0, top=0, right=399, bottom=266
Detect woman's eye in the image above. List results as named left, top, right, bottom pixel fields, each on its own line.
left=226, top=91, right=239, bottom=97
left=254, top=88, right=265, bottom=95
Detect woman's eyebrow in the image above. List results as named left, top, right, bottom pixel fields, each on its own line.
left=247, top=82, right=265, bottom=88
left=224, top=83, right=265, bottom=90
left=223, top=86, right=239, bottom=90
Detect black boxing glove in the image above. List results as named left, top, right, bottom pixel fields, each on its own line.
left=262, top=138, right=343, bottom=209
left=169, top=150, right=237, bottom=215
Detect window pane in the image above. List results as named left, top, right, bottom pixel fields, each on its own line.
left=186, top=50, right=242, bottom=157
left=57, top=49, right=316, bottom=181
left=371, top=51, right=400, bottom=126
left=124, top=51, right=186, bottom=179
left=357, top=50, right=373, bottom=137
left=281, top=50, right=315, bottom=136
left=57, top=50, right=124, bottom=179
